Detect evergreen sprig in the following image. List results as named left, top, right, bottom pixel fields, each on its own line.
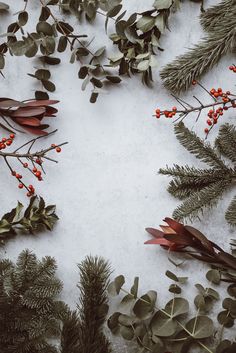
left=60, top=256, right=112, bottom=353
left=160, top=122, right=236, bottom=224
left=0, top=196, right=58, bottom=246
left=160, top=0, right=236, bottom=93
left=0, top=250, right=68, bottom=353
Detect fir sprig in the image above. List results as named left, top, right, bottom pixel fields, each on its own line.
left=0, top=250, right=68, bottom=353
left=160, top=0, right=236, bottom=93
left=60, top=256, right=112, bottom=353
left=160, top=122, right=236, bottom=224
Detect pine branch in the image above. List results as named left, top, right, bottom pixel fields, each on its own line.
left=174, top=122, right=227, bottom=170
left=77, top=256, right=111, bottom=353
left=215, top=123, right=236, bottom=163
left=200, top=0, right=234, bottom=32
left=61, top=311, right=80, bottom=353
left=159, top=165, right=226, bottom=180
left=172, top=180, right=230, bottom=221
left=160, top=13, right=236, bottom=93
left=225, top=195, right=236, bottom=226
left=160, top=123, right=236, bottom=223
left=0, top=250, right=67, bottom=353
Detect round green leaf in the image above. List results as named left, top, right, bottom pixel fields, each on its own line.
left=133, top=291, right=157, bottom=319
left=18, top=11, right=28, bottom=26
left=120, top=326, right=134, bottom=340
left=151, top=311, right=177, bottom=337
left=185, top=316, right=214, bottom=339
left=36, top=21, right=54, bottom=36
left=206, top=269, right=221, bottom=284
left=164, top=297, right=189, bottom=318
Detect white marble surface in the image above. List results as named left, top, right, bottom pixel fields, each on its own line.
left=1, top=0, right=235, bottom=349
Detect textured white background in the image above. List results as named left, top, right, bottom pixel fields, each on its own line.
left=1, top=0, right=235, bottom=349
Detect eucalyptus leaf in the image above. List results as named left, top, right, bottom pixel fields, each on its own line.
left=151, top=310, right=177, bottom=337
left=185, top=316, right=214, bottom=339
left=136, top=16, right=155, bottom=32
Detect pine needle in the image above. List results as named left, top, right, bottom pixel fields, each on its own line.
left=160, top=6, right=236, bottom=93
left=77, top=256, right=111, bottom=353
left=215, top=123, right=236, bottom=163
left=225, top=195, right=236, bottom=226
left=174, top=122, right=227, bottom=170
left=160, top=123, right=236, bottom=223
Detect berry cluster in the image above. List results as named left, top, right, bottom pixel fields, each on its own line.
left=154, top=66, right=236, bottom=135
left=229, top=65, right=236, bottom=73
left=0, top=131, right=67, bottom=197
left=0, top=133, right=15, bottom=149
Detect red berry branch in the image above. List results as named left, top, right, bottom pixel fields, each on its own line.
left=154, top=65, right=236, bottom=135
left=0, top=98, right=59, bottom=135
left=0, top=130, right=68, bottom=197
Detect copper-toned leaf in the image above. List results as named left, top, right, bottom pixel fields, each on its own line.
left=164, top=233, right=192, bottom=246
left=184, top=225, right=214, bottom=253
left=216, top=252, right=236, bottom=270
left=164, top=217, right=186, bottom=234
left=25, top=100, right=59, bottom=107
left=145, top=227, right=164, bottom=238
left=145, top=238, right=171, bottom=246
left=11, top=107, right=46, bottom=118
left=14, top=117, right=41, bottom=126
left=0, top=99, right=23, bottom=108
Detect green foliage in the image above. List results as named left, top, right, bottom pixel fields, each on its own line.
left=160, top=122, right=236, bottom=224
left=60, top=256, right=112, bottom=353
left=0, top=250, right=68, bottom=353
left=107, top=269, right=225, bottom=353
left=0, top=0, right=202, bottom=102
left=0, top=196, right=58, bottom=246
left=160, top=0, right=236, bottom=92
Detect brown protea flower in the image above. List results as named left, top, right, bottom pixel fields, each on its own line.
left=145, top=218, right=236, bottom=272
left=0, top=98, right=59, bottom=135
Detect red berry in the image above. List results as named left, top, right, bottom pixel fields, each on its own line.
left=33, top=167, right=37, bottom=173
left=204, top=128, right=209, bottom=134
left=210, top=88, right=215, bottom=94
left=36, top=158, right=42, bottom=164
left=155, top=109, right=160, bottom=114
left=28, top=184, right=34, bottom=190
left=23, top=162, right=28, bottom=168
left=27, top=192, right=32, bottom=197
left=56, top=147, right=61, bottom=153
left=18, top=183, right=24, bottom=189
left=229, top=66, right=234, bottom=70
left=223, top=106, right=228, bottom=110
left=35, top=171, right=41, bottom=177
left=10, top=133, right=15, bottom=139
left=207, top=119, right=212, bottom=126
left=192, top=80, right=197, bottom=85
left=38, top=176, right=42, bottom=181
left=16, top=174, right=22, bottom=179
left=213, top=118, right=218, bottom=124
left=11, top=171, right=16, bottom=176
left=172, top=106, right=177, bottom=111
left=226, top=91, right=231, bottom=95
left=6, top=140, right=12, bottom=146
left=2, top=138, right=6, bottom=143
